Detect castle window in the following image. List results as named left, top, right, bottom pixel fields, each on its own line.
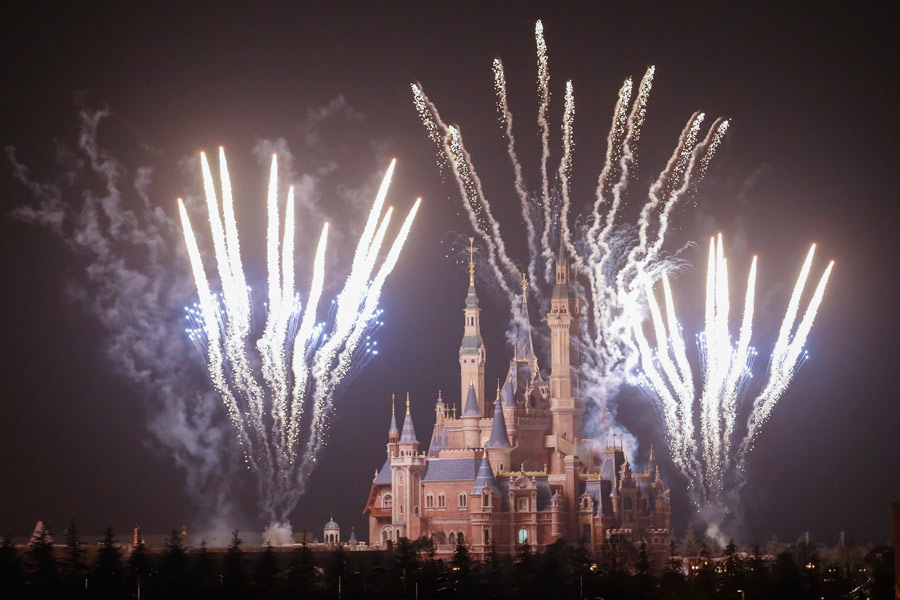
left=383, top=494, right=392, bottom=508
left=483, top=529, right=490, bottom=545
left=518, top=498, right=528, bottom=512
left=426, top=494, right=434, bottom=508
left=459, top=493, right=467, bottom=508
left=438, top=493, right=446, bottom=508
left=449, top=532, right=456, bottom=546
left=458, top=532, right=465, bottom=544
left=517, top=528, right=528, bottom=545
left=414, top=506, right=419, bottom=516
left=483, top=491, right=491, bottom=507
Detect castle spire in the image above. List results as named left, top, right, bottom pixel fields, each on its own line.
left=468, top=236, right=477, bottom=287
left=399, top=392, right=418, bottom=444
left=487, top=387, right=511, bottom=448
left=462, top=379, right=480, bottom=417
left=388, top=394, right=399, bottom=443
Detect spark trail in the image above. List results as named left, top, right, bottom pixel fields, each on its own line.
left=636, top=235, right=833, bottom=515
left=411, top=21, right=831, bottom=530
left=179, top=152, right=420, bottom=521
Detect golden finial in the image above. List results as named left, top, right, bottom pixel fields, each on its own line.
left=468, top=236, right=478, bottom=286
left=406, top=391, right=410, bottom=411
left=438, top=389, right=442, bottom=400
left=496, top=379, right=501, bottom=400
left=392, top=393, right=395, bottom=414
left=649, top=445, right=655, bottom=461
left=520, top=273, right=528, bottom=303
left=452, top=405, right=457, bottom=419
left=482, top=447, right=488, bottom=460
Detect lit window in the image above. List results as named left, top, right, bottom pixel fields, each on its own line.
left=518, top=528, right=528, bottom=544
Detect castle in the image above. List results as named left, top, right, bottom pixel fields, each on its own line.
left=364, top=242, right=670, bottom=556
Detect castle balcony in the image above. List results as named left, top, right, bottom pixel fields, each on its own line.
left=367, top=506, right=391, bottom=518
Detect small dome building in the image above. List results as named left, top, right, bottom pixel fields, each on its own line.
left=323, top=517, right=340, bottom=545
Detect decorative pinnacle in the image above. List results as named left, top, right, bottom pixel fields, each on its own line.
left=406, top=391, right=410, bottom=411
left=438, top=389, right=442, bottom=400
left=468, top=236, right=478, bottom=286
left=482, top=447, right=488, bottom=460
left=496, top=379, right=501, bottom=399
left=649, top=445, right=655, bottom=461
left=521, top=273, right=528, bottom=303
left=392, top=394, right=396, bottom=414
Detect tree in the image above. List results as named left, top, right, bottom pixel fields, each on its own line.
left=160, top=529, right=189, bottom=599
left=864, top=545, right=894, bottom=600
left=634, top=541, right=655, bottom=600
left=254, top=542, right=279, bottom=597
left=0, top=535, right=25, bottom=596
left=287, top=538, right=316, bottom=593
left=223, top=530, right=247, bottom=599
left=681, top=527, right=700, bottom=558
left=62, top=520, right=87, bottom=595
left=27, top=523, right=60, bottom=597
left=93, top=527, right=124, bottom=599
left=128, top=537, right=149, bottom=598
left=192, top=540, right=218, bottom=600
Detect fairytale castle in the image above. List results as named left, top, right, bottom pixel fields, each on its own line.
left=364, top=242, right=670, bottom=556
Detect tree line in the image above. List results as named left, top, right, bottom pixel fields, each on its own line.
left=0, top=523, right=894, bottom=599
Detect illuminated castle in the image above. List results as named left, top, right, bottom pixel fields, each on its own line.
left=364, top=241, right=670, bottom=556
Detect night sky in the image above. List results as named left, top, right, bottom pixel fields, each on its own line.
left=1, top=2, right=897, bottom=547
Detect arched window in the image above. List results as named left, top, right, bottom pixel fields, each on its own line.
left=383, top=494, right=392, bottom=508
left=518, top=528, right=528, bottom=545
left=438, top=493, right=446, bottom=508
left=458, top=532, right=465, bottom=545
left=459, top=493, right=467, bottom=508
left=426, top=494, right=434, bottom=508
left=449, top=532, right=456, bottom=546
left=414, top=506, right=419, bottom=516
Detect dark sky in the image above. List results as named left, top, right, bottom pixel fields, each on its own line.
left=1, top=2, right=896, bottom=546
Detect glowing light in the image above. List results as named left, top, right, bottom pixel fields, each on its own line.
left=179, top=152, right=419, bottom=521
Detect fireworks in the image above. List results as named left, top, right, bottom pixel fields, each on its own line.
left=637, top=236, right=833, bottom=508
left=412, top=20, right=832, bottom=527
left=179, top=152, right=420, bottom=521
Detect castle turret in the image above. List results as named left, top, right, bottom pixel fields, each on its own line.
left=462, top=380, right=481, bottom=448
left=548, top=241, right=584, bottom=441
left=398, top=393, right=419, bottom=454
left=387, top=394, right=399, bottom=458
left=486, top=382, right=512, bottom=474
left=460, top=238, right=486, bottom=417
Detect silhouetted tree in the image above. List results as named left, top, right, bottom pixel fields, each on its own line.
left=286, top=538, right=316, bottom=594
left=254, top=542, right=279, bottom=597
left=27, top=524, right=60, bottom=598
left=62, top=521, right=87, bottom=596
left=192, top=541, right=217, bottom=600
left=0, top=535, right=25, bottom=597
left=222, top=530, right=247, bottom=599
left=864, top=545, right=894, bottom=600
left=127, top=538, right=149, bottom=599
left=681, top=527, right=700, bottom=558
left=635, top=541, right=655, bottom=599
left=92, top=527, right=124, bottom=599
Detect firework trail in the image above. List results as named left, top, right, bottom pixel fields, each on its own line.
left=637, top=235, right=832, bottom=508
left=180, top=152, right=419, bottom=520
left=408, top=20, right=834, bottom=531
left=535, top=20, right=554, bottom=280
left=493, top=58, right=541, bottom=294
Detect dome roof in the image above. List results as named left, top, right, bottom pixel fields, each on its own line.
left=324, top=519, right=339, bottom=530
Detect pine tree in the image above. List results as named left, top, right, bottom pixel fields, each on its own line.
left=681, top=527, right=699, bottom=558
left=128, top=536, right=149, bottom=598
left=27, top=523, right=59, bottom=597
left=192, top=540, right=217, bottom=600
left=287, top=538, right=316, bottom=593
left=63, top=520, right=87, bottom=594
left=93, top=527, right=124, bottom=599
left=254, top=542, right=279, bottom=597
left=223, top=530, right=247, bottom=599
left=0, top=535, right=25, bottom=596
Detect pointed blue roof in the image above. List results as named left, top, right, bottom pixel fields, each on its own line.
left=471, top=454, right=501, bottom=495
left=348, top=528, right=357, bottom=542
left=427, top=424, right=442, bottom=457
left=501, top=365, right=517, bottom=407
left=486, top=397, right=511, bottom=448
left=462, top=381, right=480, bottom=417
left=389, top=397, right=399, bottom=436
left=399, top=396, right=418, bottom=443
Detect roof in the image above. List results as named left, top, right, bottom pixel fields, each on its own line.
left=486, top=398, right=511, bottom=447
left=399, top=405, right=418, bottom=443
left=423, top=458, right=480, bottom=482
left=427, top=425, right=442, bottom=457
left=374, top=457, right=392, bottom=484
left=324, top=519, right=339, bottom=530
left=348, top=528, right=358, bottom=542
left=501, top=365, right=517, bottom=407
left=465, top=284, right=479, bottom=308
left=470, top=456, right=501, bottom=495
left=462, top=382, right=480, bottom=417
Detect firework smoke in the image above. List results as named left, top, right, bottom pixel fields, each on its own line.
left=410, top=21, right=829, bottom=531
left=180, top=153, right=420, bottom=522
left=636, top=235, right=833, bottom=528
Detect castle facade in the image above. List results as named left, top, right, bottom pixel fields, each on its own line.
left=364, top=244, right=670, bottom=556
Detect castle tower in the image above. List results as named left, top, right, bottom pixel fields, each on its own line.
left=462, top=380, right=481, bottom=448
left=460, top=237, right=486, bottom=417
left=392, top=394, right=426, bottom=539
left=387, top=394, right=399, bottom=459
left=486, top=382, right=512, bottom=474
left=548, top=242, right=583, bottom=441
